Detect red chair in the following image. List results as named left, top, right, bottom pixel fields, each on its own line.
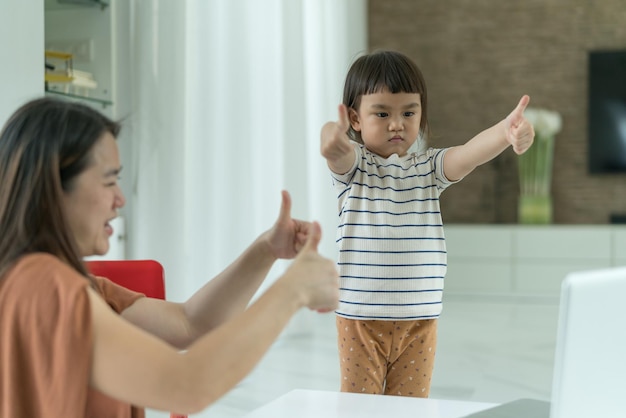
left=86, top=259, right=186, bottom=418
left=86, top=259, right=166, bottom=299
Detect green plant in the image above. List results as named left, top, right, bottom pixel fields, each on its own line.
left=518, top=107, right=562, bottom=196
left=518, top=107, right=562, bottom=223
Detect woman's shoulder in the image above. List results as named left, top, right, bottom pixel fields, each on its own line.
left=12, top=252, right=79, bottom=274
left=0, top=253, right=92, bottom=361
left=14, top=251, right=66, bottom=267
left=3, top=252, right=88, bottom=295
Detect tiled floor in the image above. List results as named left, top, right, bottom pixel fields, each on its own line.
left=148, top=294, right=561, bottom=418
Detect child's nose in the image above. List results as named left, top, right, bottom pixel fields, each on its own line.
left=389, top=116, right=403, bottom=131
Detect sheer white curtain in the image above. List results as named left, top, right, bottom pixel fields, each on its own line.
left=128, top=0, right=366, bottom=302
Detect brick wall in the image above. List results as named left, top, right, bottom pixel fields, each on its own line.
left=368, top=0, right=626, bottom=224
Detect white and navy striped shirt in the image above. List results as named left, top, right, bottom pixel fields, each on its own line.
left=331, top=143, right=457, bottom=320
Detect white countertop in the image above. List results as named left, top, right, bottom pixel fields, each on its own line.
left=242, top=389, right=497, bottom=418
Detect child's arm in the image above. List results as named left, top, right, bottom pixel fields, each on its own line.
left=320, top=104, right=357, bottom=174
left=443, top=95, right=535, bottom=182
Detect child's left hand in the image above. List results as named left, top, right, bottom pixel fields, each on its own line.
left=505, top=95, right=535, bottom=155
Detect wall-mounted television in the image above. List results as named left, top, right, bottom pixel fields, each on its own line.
left=588, top=49, right=626, bottom=174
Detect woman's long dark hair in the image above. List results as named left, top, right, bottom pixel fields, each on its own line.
left=0, top=98, right=121, bottom=279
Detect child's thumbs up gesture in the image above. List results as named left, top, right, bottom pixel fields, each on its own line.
left=321, top=104, right=357, bottom=174
left=505, top=95, right=535, bottom=155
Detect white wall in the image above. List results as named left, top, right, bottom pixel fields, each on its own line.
left=0, top=1, right=43, bottom=127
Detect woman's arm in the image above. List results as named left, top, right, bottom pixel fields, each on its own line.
left=121, top=191, right=317, bottom=348
left=443, top=95, right=535, bottom=182
left=90, top=221, right=339, bottom=414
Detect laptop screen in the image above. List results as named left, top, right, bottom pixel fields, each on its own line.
left=550, top=266, right=626, bottom=418
left=462, top=266, right=626, bottom=418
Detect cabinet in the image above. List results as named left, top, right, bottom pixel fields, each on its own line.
left=443, top=225, right=626, bottom=297
left=44, top=0, right=113, bottom=111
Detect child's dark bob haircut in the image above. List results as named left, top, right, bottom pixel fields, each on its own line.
left=342, top=50, right=429, bottom=144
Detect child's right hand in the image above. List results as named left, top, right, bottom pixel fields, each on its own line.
left=320, top=104, right=354, bottom=161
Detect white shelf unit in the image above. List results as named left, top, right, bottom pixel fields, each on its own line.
left=443, top=225, right=626, bottom=297
left=44, top=1, right=113, bottom=115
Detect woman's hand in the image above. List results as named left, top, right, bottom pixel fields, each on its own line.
left=263, top=190, right=311, bottom=260
left=279, top=221, right=339, bottom=312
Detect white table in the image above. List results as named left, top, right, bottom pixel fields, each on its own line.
left=243, top=389, right=497, bottom=418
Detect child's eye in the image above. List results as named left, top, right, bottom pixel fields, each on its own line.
left=376, top=112, right=388, bottom=118
left=404, top=111, right=415, bottom=117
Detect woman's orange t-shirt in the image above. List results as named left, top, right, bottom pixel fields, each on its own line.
left=0, top=253, right=145, bottom=418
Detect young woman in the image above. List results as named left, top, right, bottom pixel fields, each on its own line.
left=0, top=97, right=339, bottom=417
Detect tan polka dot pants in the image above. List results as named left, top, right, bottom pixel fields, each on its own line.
left=336, top=317, right=437, bottom=397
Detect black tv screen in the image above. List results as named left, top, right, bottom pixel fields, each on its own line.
left=588, top=50, right=626, bottom=174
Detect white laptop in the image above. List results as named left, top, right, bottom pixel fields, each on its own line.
left=464, top=266, right=626, bottom=418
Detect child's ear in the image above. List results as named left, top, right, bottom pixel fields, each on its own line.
left=348, top=108, right=361, bottom=132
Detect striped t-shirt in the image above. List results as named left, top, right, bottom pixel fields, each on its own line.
left=330, top=143, right=456, bottom=320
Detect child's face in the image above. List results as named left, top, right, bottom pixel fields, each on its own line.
left=350, top=90, right=422, bottom=158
